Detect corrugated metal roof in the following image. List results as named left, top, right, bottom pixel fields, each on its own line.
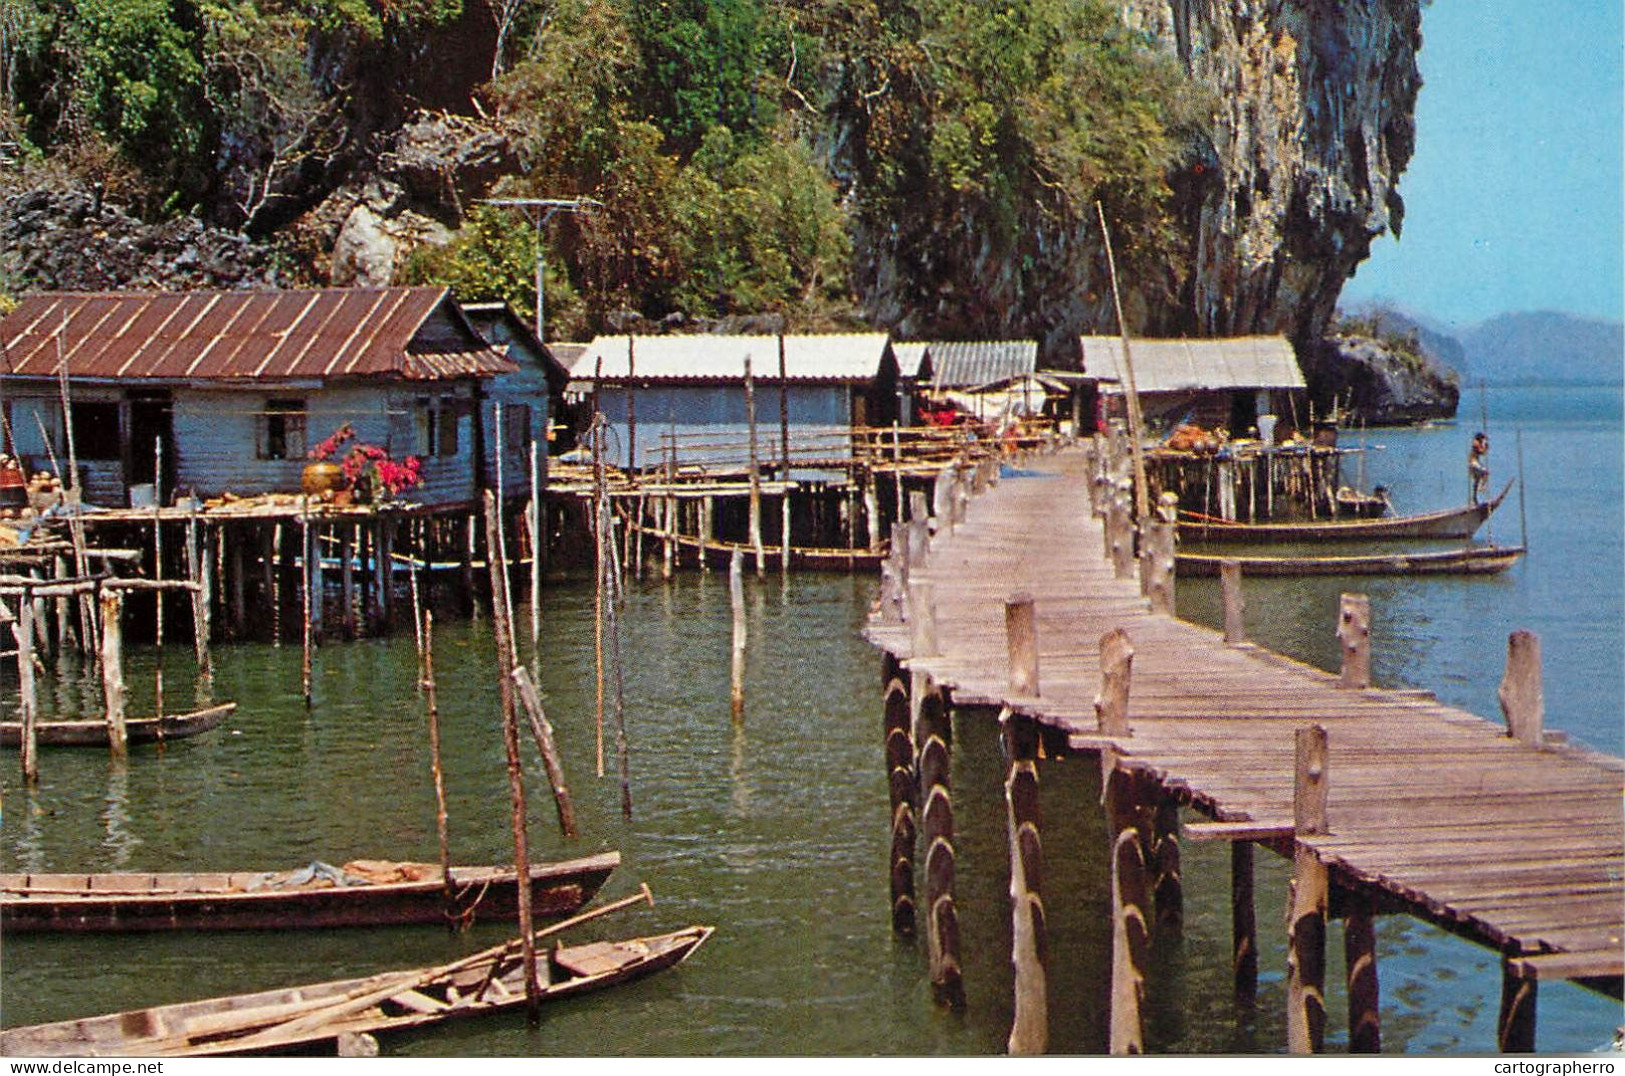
left=892, top=342, right=929, bottom=379
left=579, top=334, right=892, bottom=383
left=1081, top=335, right=1304, bottom=392
left=923, top=340, right=1037, bottom=390
left=0, top=288, right=516, bottom=382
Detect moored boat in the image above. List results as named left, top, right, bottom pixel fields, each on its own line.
left=1178, top=480, right=1513, bottom=543
left=1, top=851, right=620, bottom=933
left=0, top=923, right=713, bottom=1057
left=0, top=702, right=235, bottom=747
left=1175, top=544, right=1526, bottom=578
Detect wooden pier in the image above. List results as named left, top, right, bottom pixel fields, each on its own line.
left=865, top=445, right=1622, bottom=1054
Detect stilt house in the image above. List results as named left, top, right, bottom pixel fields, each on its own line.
left=571, top=333, right=902, bottom=475
left=1081, top=335, right=1306, bottom=437
left=0, top=288, right=517, bottom=507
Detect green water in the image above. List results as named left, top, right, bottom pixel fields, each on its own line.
left=2, top=386, right=1620, bottom=1054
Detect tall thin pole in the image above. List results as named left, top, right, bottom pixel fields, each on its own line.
left=153, top=439, right=165, bottom=720
left=778, top=333, right=790, bottom=475
left=422, top=610, right=455, bottom=925
left=1095, top=202, right=1151, bottom=522
left=529, top=440, right=542, bottom=640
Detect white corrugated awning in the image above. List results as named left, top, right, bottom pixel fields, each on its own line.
left=1080, top=335, right=1304, bottom=392
left=578, top=333, right=893, bottom=383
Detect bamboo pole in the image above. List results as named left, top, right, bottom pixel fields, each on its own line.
left=185, top=509, right=211, bottom=678
left=729, top=548, right=746, bottom=719
left=151, top=442, right=165, bottom=720
left=421, top=610, right=455, bottom=926
left=300, top=499, right=312, bottom=708
left=481, top=489, right=540, bottom=1016
left=99, top=589, right=127, bottom=759
left=593, top=420, right=607, bottom=777
left=14, top=594, right=39, bottom=783
left=602, top=485, right=633, bottom=821
left=531, top=438, right=547, bottom=613
left=494, top=404, right=517, bottom=664
left=745, top=357, right=765, bottom=576
left=1095, top=202, right=1150, bottom=523
left=511, top=665, right=579, bottom=839
left=409, top=523, right=427, bottom=688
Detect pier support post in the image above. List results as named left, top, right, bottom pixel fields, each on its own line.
left=883, top=652, right=916, bottom=936
left=729, top=548, right=747, bottom=719
left=1001, top=708, right=1047, bottom=1055
left=1004, top=593, right=1039, bottom=697
left=1497, top=951, right=1538, bottom=1053
left=916, top=674, right=964, bottom=1008
left=99, top=589, right=128, bottom=759
left=1345, top=894, right=1381, bottom=1053
left=1107, top=480, right=1134, bottom=578
left=1498, top=630, right=1543, bottom=747
left=1094, top=628, right=1134, bottom=736
left=909, top=581, right=938, bottom=659
left=1142, top=520, right=1176, bottom=615
left=1105, top=757, right=1151, bottom=1055
left=1287, top=724, right=1329, bottom=1054
left=1221, top=560, right=1246, bottom=645
left=1336, top=593, right=1370, bottom=689
left=1150, top=795, right=1182, bottom=931
left=1232, top=842, right=1257, bottom=1005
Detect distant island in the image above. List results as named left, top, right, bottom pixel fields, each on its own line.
left=1342, top=304, right=1624, bottom=387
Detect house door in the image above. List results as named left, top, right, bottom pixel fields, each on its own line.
left=127, top=390, right=175, bottom=502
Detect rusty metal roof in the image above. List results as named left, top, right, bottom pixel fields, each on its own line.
left=0, top=288, right=517, bottom=383
left=1081, top=335, right=1304, bottom=392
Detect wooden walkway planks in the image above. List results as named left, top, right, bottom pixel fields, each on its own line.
left=866, top=448, right=1623, bottom=974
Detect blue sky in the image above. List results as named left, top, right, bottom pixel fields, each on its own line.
left=1338, top=4, right=1624, bottom=328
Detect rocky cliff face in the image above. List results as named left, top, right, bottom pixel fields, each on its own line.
left=854, top=0, right=1422, bottom=362
left=1305, top=333, right=1460, bottom=424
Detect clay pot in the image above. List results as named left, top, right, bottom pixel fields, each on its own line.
left=301, top=461, right=345, bottom=496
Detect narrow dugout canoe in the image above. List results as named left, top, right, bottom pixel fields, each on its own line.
left=0, top=924, right=713, bottom=1057
left=0, top=702, right=235, bottom=747
left=1, top=851, right=620, bottom=933
left=1175, top=544, right=1526, bottom=578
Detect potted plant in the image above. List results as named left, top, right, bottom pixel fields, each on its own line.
left=305, top=424, right=424, bottom=504
left=303, top=424, right=353, bottom=495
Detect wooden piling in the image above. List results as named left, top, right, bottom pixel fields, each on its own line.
left=1345, top=894, right=1381, bottom=1053
left=99, top=589, right=127, bottom=759
left=1108, top=480, right=1134, bottom=579
left=908, top=580, right=938, bottom=658
left=780, top=492, right=791, bottom=574
left=1105, top=758, right=1150, bottom=1055
left=729, top=549, right=747, bottom=719
left=421, top=610, right=455, bottom=925
left=1001, top=708, right=1047, bottom=1055
left=1005, top=593, right=1039, bottom=697
left=915, top=674, right=964, bottom=1009
left=186, top=510, right=212, bottom=677
left=1231, top=841, right=1258, bottom=1005
left=1287, top=723, right=1329, bottom=1054
left=13, top=596, right=39, bottom=783
left=1499, top=629, right=1543, bottom=747
left=1094, top=628, right=1133, bottom=736
left=1220, top=560, right=1245, bottom=645
left=1150, top=796, right=1182, bottom=931
left=301, top=501, right=313, bottom=707
left=1337, top=593, right=1371, bottom=690
left=270, top=522, right=284, bottom=645
left=340, top=526, right=357, bottom=639
left=482, top=490, right=541, bottom=1016
left=883, top=651, right=916, bottom=936
left=512, top=665, right=580, bottom=839
left=1143, top=520, right=1175, bottom=615
left=1497, top=951, right=1538, bottom=1053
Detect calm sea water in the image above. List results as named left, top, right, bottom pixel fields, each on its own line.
left=2, top=385, right=1620, bottom=1055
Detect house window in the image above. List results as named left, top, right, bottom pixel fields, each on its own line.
left=503, top=403, right=531, bottom=457
left=72, top=402, right=122, bottom=460
left=257, top=399, right=307, bottom=460
left=414, top=397, right=459, bottom=457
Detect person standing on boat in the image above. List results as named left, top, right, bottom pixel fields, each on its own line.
left=1468, top=431, right=1490, bottom=502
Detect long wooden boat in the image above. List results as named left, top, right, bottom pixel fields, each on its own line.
left=1176, top=544, right=1526, bottom=578
left=1, top=851, right=620, bottom=933
left=1177, top=480, right=1513, bottom=543
left=0, top=924, right=712, bottom=1057
left=0, top=702, right=235, bottom=747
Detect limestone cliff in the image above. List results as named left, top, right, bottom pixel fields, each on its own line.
left=852, top=0, right=1422, bottom=362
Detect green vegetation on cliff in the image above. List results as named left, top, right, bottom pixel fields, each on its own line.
left=4, top=0, right=1201, bottom=337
